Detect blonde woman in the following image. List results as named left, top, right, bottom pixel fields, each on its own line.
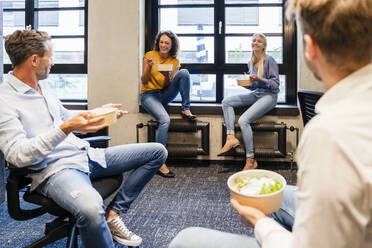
left=218, top=33, right=279, bottom=170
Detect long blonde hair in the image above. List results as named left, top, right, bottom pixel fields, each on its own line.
left=250, top=33, right=267, bottom=77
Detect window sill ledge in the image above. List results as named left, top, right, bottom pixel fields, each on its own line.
left=140, top=103, right=299, bottom=116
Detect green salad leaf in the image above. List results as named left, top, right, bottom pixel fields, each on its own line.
left=235, top=176, right=283, bottom=195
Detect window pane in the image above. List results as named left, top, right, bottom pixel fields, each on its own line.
left=224, top=74, right=286, bottom=103
left=3, top=0, right=25, bottom=9
left=3, top=12, right=25, bottom=35
left=36, top=10, right=84, bottom=35
left=3, top=46, right=11, bottom=64
left=159, top=0, right=213, bottom=4
left=174, top=74, right=216, bottom=102
left=41, top=74, right=87, bottom=100
left=160, top=8, right=214, bottom=34
left=225, top=36, right=282, bottom=63
left=178, top=36, right=214, bottom=63
left=225, top=0, right=282, bottom=3
left=37, top=11, right=59, bottom=27
left=226, top=7, right=282, bottom=34
left=278, top=75, right=286, bottom=102
left=35, top=0, right=84, bottom=8
left=51, top=38, right=84, bottom=64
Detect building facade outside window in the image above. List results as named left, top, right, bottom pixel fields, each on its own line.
left=145, top=0, right=297, bottom=107
left=3, top=0, right=88, bottom=102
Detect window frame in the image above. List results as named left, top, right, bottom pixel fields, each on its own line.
left=3, top=0, right=88, bottom=103
left=144, top=0, right=298, bottom=114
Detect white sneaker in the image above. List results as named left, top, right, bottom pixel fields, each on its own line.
left=107, top=215, right=142, bottom=246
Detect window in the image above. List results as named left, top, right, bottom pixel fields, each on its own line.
left=145, top=0, right=297, bottom=106
left=3, top=0, right=88, bottom=102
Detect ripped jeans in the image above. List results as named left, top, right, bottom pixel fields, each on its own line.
left=37, top=143, right=167, bottom=248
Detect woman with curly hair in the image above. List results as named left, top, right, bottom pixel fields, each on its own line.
left=140, top=30, right=196, bottom=178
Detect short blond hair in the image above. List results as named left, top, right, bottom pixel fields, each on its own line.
left=286, top=0, right=372, bottom=67
left=4, top=30, right=51, bottom=67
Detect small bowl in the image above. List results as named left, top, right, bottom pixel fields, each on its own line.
left=227, top=169, right=286, bottom=214
left=237, top=79, right=253, bottom=87
left=156, top=64, right=173, bottom=72
left=88, top=107, right=117, bottom=126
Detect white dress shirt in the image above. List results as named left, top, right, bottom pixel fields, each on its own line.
left=0, top=73, right=106, bottom=191
left=254, top=63, right=372, bottom=248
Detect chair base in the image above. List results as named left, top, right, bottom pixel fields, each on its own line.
left=26, top=216, right=137, bottom=248
left=26, top=217, right=77, bottom=248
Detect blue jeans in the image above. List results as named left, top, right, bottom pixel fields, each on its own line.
left=140, top=69, right=191, bottom=146
left=222, top=89, right=277, bottom=158
left=169, top=185, right=296, bottom=248
left=37, top=143, right=167, bottom=248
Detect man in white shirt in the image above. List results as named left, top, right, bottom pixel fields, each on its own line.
left=169, top=0, right=372, bottom=247
left=0, top=29, right=167, bottom=247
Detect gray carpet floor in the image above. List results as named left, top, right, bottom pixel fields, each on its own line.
left=0, top=163, right=297, bottom=248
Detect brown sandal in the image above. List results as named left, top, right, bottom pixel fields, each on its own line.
left=243, top=159, right=258, bottom=170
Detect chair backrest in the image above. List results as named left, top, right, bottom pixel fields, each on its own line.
left=5, top=134, right=116, bottom=221
left=6, top=164, right=123, bottom=221
left=298, top=89, right=324, bottom=126
left=6, top=166, right=49, bottom=220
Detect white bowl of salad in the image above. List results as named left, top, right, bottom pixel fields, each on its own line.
left=227, top=169, right=286, bottom=214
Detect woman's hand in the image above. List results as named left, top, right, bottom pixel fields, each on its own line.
left=230, top=198, right=267, bottom=227
left=160, top=71, right=171, bottom=88
left=159, top=71, right=170, bottom=78
left=141, top=57, right=154, bottom=85
left=143, top=57, right=154, bottom=67
left=101, top=103, right=128, bottom=119
left=249, top=74, right=261, bottom=81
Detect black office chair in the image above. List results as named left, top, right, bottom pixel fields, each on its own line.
left=4, top=136, right=133, bottom=248
left=298, top=89, right=324, bottom=126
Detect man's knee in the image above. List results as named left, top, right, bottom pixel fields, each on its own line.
left=75, top=195, right=105, bottom=228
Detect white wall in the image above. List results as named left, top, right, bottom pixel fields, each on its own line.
left=88, top=0, right=324, bottom=162
left=88, top=0, right=148, bottom=145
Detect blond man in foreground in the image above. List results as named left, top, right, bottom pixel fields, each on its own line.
left=169, top=0, right=372, bottom=247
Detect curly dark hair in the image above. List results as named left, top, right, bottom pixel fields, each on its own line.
left=153, top=30, right=179, bottom=58
left=4, top=29, right=51, bottom=67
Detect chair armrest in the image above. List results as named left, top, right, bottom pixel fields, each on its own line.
left=83, top=136, right=111, bottom=148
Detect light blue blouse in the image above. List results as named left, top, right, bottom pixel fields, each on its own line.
left=247, top=55, right=280, bottom=94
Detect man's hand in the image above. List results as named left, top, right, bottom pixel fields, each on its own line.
left=249, top=74, right=261, bottom=81
left=59, top=112, right=106, bottom=135
left=101, top=103, right=128, bottom=119
left=230, top=198, right=267, bottom=227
